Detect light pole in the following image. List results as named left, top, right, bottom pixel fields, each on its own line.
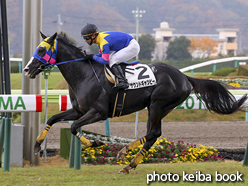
left=132, top=7, right=145, bottom=139
left=132, top=7, right=145, bottom=60
left=57, top=14, right=63, bottom=31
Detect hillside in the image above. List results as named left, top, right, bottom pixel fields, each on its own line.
left=7, top=0, right=248, bottom=55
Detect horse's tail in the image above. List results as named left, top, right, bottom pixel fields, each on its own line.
left=186, top=76, right=248, bottom=114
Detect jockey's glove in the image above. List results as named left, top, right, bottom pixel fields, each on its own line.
left=84, top=54, right=94, bottom=61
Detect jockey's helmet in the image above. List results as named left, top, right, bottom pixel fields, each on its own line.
left=81, top=23, right=99, bottom=40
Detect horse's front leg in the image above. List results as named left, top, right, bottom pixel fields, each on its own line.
left=117, top=118, right=153, bottom=160
left=118, top=112, right=162, bottom=173
left=34, top=108, right=83, bottom=155
left=117, top=136, right=147, bottom=159
left=70, top=108, right=107, bottom=147
left=118, top=138, right=157, bottom=174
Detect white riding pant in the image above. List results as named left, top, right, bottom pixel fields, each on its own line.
left=109, top=39, right=140, bottom=67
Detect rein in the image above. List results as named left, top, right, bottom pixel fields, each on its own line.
left=44, top=57, right=85, bottom=69
left=42, top=54, right=102, bottom=83
left=44, top=56, right=103, bottom=84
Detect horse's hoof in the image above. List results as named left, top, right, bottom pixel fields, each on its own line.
left=91, top=140, right=105, bottom=147
left=34, top=147, right=41, bottom=155
left=116, top=146, right=128, bottom=160
left=118, top=165, right=132, bottom=174
left=34, top=141, right=41, bottom=155
left=95, top=140, right=105, bottom=146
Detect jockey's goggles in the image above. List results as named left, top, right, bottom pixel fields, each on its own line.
left=81, top=32, right=98, bottom=40
left=82, top=35, right=92, bottom=40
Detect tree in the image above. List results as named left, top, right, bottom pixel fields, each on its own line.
left=138, top=33, right=156, bottom=60
left=188, top=36, right=218, bottom=58
left=188, top=36, right=201, bottom=57
left=166, top=36, right=192, bottom=60
left=201, top=36, right=218, bottom=57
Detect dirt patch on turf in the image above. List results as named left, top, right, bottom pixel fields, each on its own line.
left=39, top=121, right=248, bottom=150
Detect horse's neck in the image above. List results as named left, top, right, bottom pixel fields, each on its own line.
left=57, top=61, right=96, bottom=90
left=56, top=39, right=101, bottom=90
left=58, top=63, right=84, bottom=88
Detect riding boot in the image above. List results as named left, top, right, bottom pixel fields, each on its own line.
left=111, top=64, right=129, bottom=89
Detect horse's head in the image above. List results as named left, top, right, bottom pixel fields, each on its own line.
left=23, top=32, right=58, bottom=79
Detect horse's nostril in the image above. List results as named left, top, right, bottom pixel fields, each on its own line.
left=23, top=68, right=29, bottom=75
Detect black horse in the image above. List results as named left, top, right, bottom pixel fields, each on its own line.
left=24, top=32, right=247, bottom=173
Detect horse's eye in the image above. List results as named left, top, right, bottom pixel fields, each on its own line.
left=37, top=47, right=46, bottom=57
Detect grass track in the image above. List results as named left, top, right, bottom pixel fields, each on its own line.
left=1, top=159, right=248, bottom=185
left=11, top=72, right=65, bottom=90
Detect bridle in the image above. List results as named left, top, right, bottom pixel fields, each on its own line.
left=32, top=38, right=102, bottom=84
left=33, top=39, right=85, bottom=71
left=37, top=47, right=56, bottom=71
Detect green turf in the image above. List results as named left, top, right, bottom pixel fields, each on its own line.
left=11, top=72, right=64, bottom=90
left=0, top=161, right=247, bottom=185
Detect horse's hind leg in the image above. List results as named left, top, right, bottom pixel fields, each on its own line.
left=34, top=108, right=83, bottom=155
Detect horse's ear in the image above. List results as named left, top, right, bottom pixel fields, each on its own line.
left=46, top=32, right=57, bottom=44
left=40, top=31, right=47, bottom=39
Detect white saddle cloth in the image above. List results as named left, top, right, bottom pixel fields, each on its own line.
left=105, top=64, right=157, bottom=89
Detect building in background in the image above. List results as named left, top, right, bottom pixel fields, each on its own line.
left=153, top=22, right=239, bottom=60
left=216, top=28, right=239, bottom=56
left=153, top=22, right=175, bottom=61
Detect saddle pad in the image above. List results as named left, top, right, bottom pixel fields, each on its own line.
left=105, top=64, right=157, bottom=89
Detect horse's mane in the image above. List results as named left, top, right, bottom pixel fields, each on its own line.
left=56, top=32, right=85, bottom=57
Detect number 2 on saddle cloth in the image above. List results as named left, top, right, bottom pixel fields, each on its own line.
left=104, top=60, right=157, bottom=117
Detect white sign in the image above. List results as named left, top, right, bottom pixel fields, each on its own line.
left=175, top=95, right=205, bottom=110
left=0, top=95, right=42, bottom=112
left=59, top=95, right=71, bottom=111
left=175, top=95, right=246, bottom=110
left=239, top=62, right=246, bottom=65
left=59, top=94, right=247, bottom=111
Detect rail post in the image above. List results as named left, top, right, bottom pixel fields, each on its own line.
left=1, top=0, right=12, bottom=171
left=68, top=134, right=75, bottom=168
left=135, top=112, right=139, bottom=139
left=105, top=118, right=110, bottom=136
left=235, top=60, right=238, bottom=68
left=3, top=117, right=11, bottom=172
left=213, top=63, right=216, bottom=72
left=74, top=127, right=82, bottom=170
left=42, top=69, right=52, bottom=161
left=0, top=117, right=5, bottom=167
left=18, top=61, right=21, bottom=73
left=243, top=140, right=248, bottom=166
left=246, top=108, right=248, bottom=122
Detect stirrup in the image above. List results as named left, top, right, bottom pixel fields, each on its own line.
left=115, top=79, right=129, bottom=89
left=113, top=77, right=129, bottom=89
left=116, top=82, right=129, bottom=89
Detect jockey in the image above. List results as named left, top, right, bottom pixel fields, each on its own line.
left=81, top=23, right=140, bottom=89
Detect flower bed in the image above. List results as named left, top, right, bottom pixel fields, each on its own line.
left=81, top=136, right=224, bottom=165
left=210, top=78, right=248, bottom=89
